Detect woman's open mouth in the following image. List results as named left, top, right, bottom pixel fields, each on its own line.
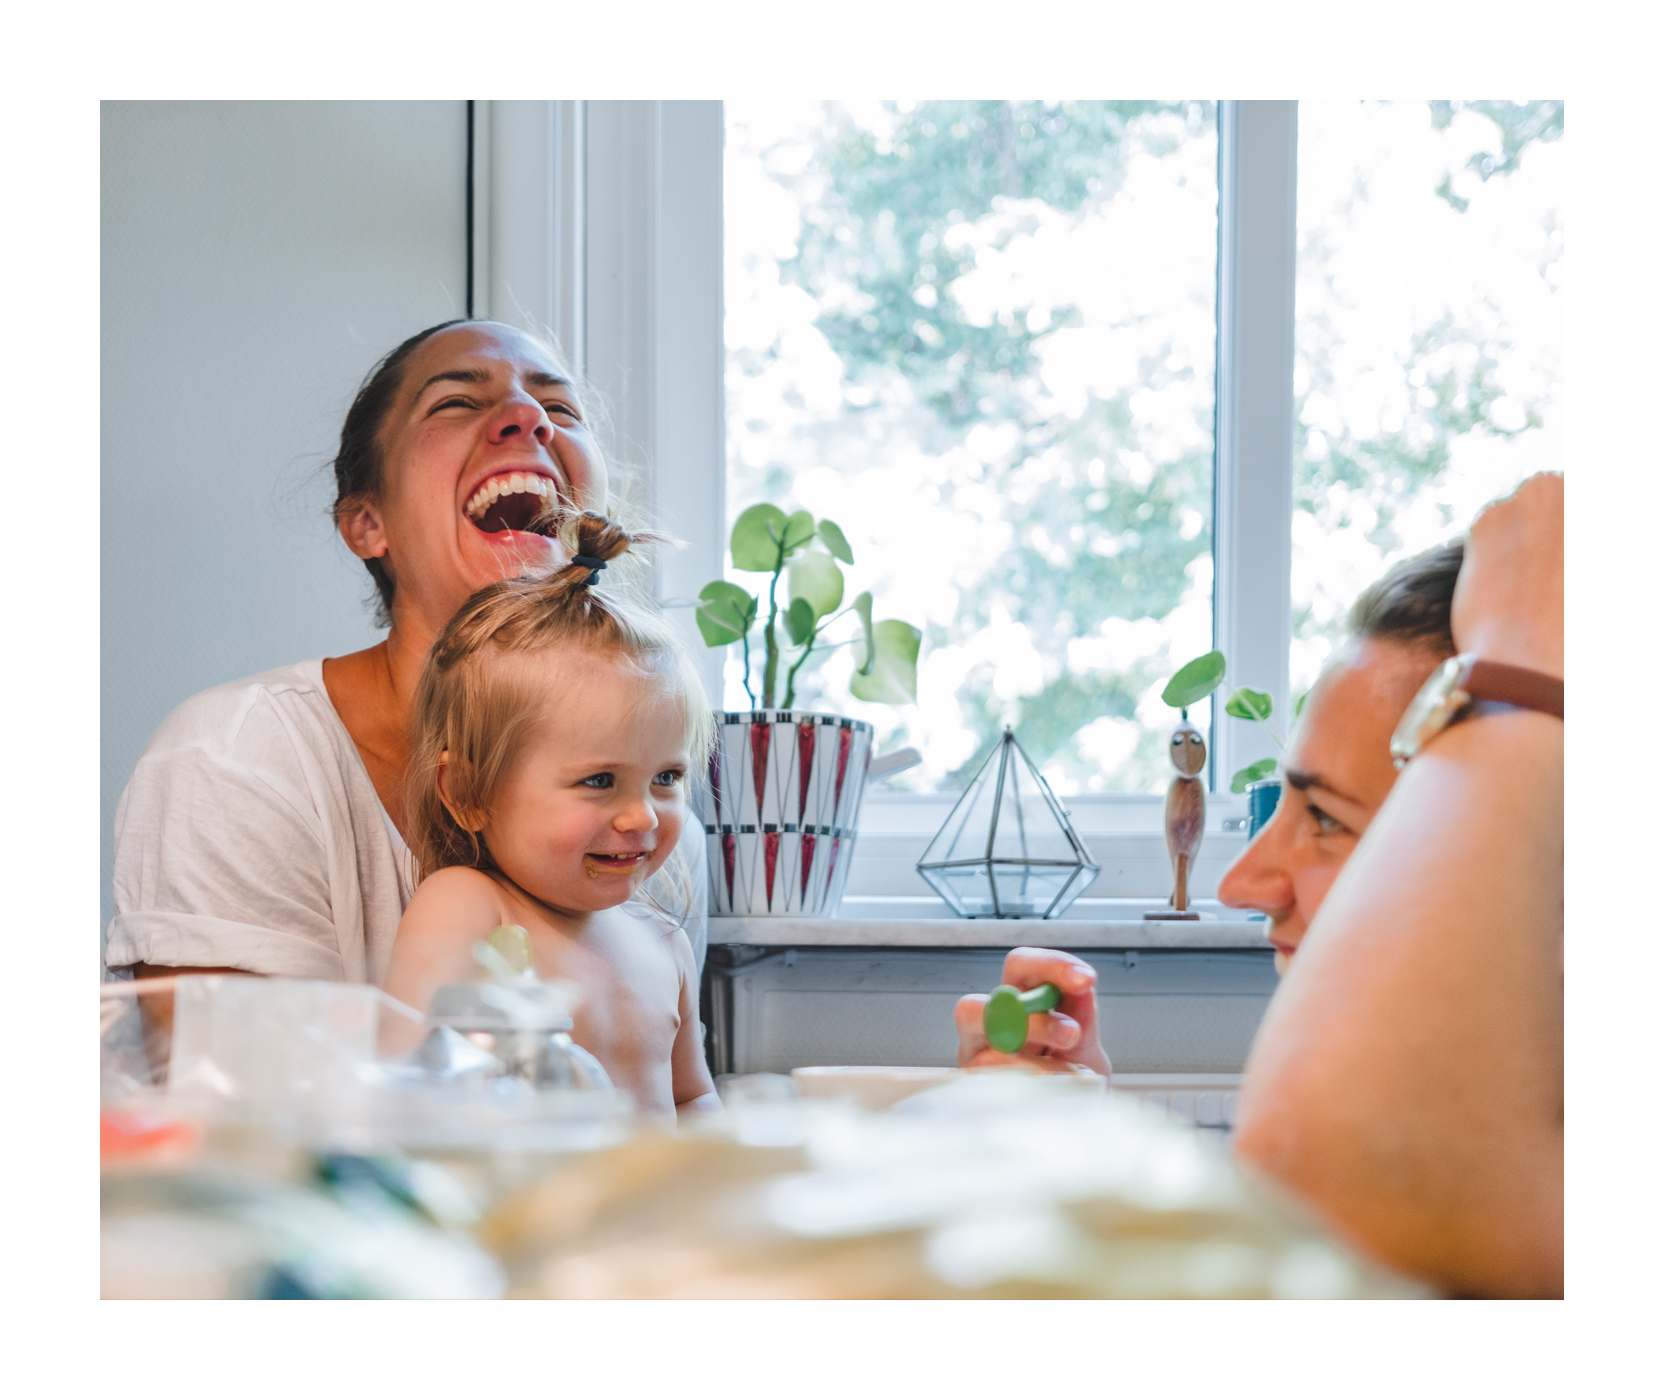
left=464, top=472, right=563, bottom=536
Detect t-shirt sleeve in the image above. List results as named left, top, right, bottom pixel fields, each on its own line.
left=105, top=743, right=347, bottom=979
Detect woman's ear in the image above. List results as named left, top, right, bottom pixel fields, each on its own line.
left=435, top=751, right=483, bottom=832
left=337, top=495, right=389, bottom=562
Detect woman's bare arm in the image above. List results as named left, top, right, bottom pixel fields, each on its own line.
left=1233, top=474, right=1563, bottom=1298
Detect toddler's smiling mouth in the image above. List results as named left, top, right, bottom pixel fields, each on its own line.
left=583, top=851, right=649, bottom=878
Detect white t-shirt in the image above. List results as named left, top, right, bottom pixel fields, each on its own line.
left=106, top=659, right=709, bottom=985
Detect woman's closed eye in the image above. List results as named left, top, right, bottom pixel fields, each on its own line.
left=544, top=401, right=581, bottom=422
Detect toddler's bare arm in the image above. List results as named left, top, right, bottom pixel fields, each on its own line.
left=382, top=866, right=508, bottom=1017
left=668, top=928, right=720, bottom=1114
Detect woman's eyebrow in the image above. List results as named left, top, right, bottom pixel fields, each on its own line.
left=1284, top=766, right=1367, bottom=810
left=413, top=366, right=491, bottom=401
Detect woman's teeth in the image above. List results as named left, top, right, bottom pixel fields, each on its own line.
left=464, top=473, right=558, bottom=523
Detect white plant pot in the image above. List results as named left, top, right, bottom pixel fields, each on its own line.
left=700, top=709, right=874, bottom=917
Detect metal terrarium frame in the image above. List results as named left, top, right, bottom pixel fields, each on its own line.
left=916, top=728, right=1100, bottom=919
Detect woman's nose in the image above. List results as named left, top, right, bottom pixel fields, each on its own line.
left=1216, top=814, right=1296, bottom=919
left=487, top=392, right=553, bottom=446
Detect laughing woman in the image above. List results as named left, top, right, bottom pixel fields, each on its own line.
left=105, top=320, right=705, bottom=987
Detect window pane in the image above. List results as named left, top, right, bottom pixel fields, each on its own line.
left=1291, top=101, right=1563, bottom=693
left=724, top=101, right=1219, bottom=794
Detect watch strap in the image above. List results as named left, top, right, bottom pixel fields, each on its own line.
left=1463, top=659, right=1563, bottom=720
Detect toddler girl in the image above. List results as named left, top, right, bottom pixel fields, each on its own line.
left=382, top=512, right=719, bottom=1118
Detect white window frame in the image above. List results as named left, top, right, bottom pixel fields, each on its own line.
left=475, top=100, right=1299, bottom=896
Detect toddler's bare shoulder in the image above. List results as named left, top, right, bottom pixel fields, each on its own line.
left=403, top=866, right=509, bottom=932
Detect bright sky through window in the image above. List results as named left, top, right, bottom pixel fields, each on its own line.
left=1290, top=101, right=1563, bottom=695
left=725, top=102, right=1220, bottom=795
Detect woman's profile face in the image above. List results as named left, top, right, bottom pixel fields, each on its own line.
left=341, top=322, right=608, bottom=635
left=1215, top=637, right=1443, bottom=973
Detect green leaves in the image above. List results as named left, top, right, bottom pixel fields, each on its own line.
left=1229, top=758, right=1278, bottom=794
left=729, top=504, right=816, bottom=572
left=695, top=580, right=757, bottom=648
left=1162, top=650, right=1227, bottom=710
left=783, top=597, right=816, bottom=646
left=817, top=518, right=853, bottom=564
left=708, top=502, right=920, bottom=708
left=788, top=550, right=844, bottom=619
left=851, top=592, right=875, bottom=674
left=1224, top=687, right=1274, bottom=722
left=849, top=620, right=921, bottom=703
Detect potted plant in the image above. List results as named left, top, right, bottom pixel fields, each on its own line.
left=693, top=503, right=922, bottom=917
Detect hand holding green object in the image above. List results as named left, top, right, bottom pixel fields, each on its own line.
left=983, top=982, right=1063, bottom=1054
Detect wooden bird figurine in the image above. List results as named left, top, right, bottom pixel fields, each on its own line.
left=1161, top=713, right=1207, bottom=916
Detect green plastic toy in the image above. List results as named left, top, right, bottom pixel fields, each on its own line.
left=983, top=982, right=1063, bottom=1054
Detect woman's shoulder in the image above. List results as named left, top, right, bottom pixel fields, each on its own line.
left=139, top=659, right=335, bottom=759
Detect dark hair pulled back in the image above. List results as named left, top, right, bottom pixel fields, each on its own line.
left=330, top=318, right=472, bottom=627
left=1346, top=537, right=1466, bottom=658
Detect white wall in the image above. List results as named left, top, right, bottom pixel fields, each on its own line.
left=101, top=100, right=469, bottom=932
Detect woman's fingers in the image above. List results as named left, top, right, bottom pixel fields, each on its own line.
left=954, top=993, right=991, bottom=1066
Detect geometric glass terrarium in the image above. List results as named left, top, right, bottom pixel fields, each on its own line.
left=916, top=729, right=1100, bottom=918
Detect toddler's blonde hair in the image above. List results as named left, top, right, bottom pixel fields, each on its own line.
left=406, top=511, right=714, bottom=924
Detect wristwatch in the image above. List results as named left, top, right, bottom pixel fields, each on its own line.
left=1390, top=653, right=1564, bottom=770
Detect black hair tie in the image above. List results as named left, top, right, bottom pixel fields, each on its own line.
left=571, top=554, right=608, bottom=588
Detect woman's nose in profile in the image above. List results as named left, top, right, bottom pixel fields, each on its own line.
left=1216, top=814, right=1295, bottom=921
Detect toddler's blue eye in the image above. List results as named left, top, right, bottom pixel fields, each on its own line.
left=581, top=773, right=614, bottom=790
left=655, top=770, right=684, bottom=787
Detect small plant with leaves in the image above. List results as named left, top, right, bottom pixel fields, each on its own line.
left=695, top=503, right=922, bottom=711
left=1160, top=650, right=1302, bottom=793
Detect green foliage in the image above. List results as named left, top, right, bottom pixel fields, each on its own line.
left=1224, top=687, right=1274, bottom=722
left=1230, top=758, right=1278, bottom=794
left=787, top=550, right=844, bottom=618
left=729, top=504, right=792, bottom=572
left=1162, top=651, right=1226, bottom=710
left=849, top=620, right=922, bottom=704
left=851, top=592, right=875, bottom=675
left=704, top=506, right=918, bottom=710
left=817, top=519, right=854, bottom=564
left=695, top=580, right=757, bottom=647
left=783, top=596, right=816, bottom=646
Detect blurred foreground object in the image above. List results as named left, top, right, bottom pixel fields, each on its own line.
left=484, top=1072, right=1422, bottom=1298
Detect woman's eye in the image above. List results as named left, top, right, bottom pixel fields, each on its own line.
left=1307, top=804, right=1347, bottom=837
left=430, top=396, right=476, bottom=414
left=545, top=401, right=580, bottom=420
left=654, top=769, right=684, bottom=788
left=580, top=773, right=614, bottom=790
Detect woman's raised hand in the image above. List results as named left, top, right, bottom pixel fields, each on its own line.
left=953, top=946, right=1112, bottom=1078
left=1453, top=472, right=1563, bottom=679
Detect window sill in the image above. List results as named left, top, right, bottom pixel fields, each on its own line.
left=710, top=896, right=1270, bottom=949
